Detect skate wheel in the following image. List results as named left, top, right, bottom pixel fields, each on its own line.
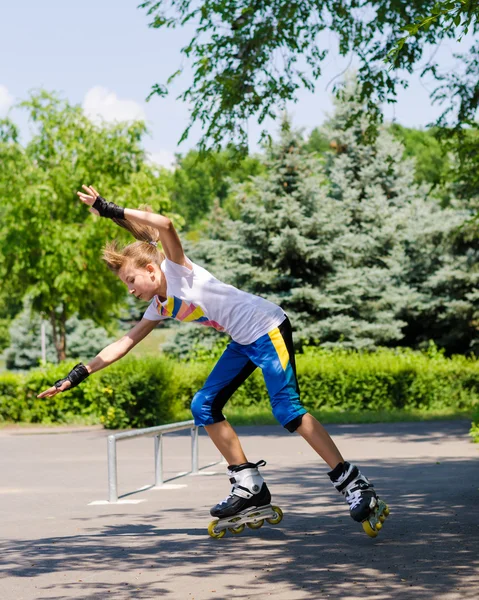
left=228, top=524, right=245, bottom=535
left=266, top=506, right=283, bottom=525
left=208, top=520, right=226, bottom=539
left=375, top=522, right=382, bottom=531
left=247, top=519, right=264, bottom=529
left=362, top=520, right=379, bottom=538
left=379, top=515, right=386, bottom=523
left=383, top=506, right=390, bottom=517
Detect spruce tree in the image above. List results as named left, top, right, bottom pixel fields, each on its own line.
left=181, top=80, right=478, bottom=354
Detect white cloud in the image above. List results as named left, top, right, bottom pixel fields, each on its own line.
left=83, top=86, right=146, bottom=124
left=147, top=150, right=176, bottom=171
left=0, top=85, right=14, bottom=116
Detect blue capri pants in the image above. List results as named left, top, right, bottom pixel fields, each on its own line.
left=190, top=317, right=307, bottom=433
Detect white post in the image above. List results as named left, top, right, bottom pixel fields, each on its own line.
left=154, top=435, right=163, bottom=486
left=191, top=427, right=199, bottom=474
left=107, top=435, right=118, bottom=503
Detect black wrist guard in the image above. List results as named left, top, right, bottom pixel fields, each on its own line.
left=55, top=363, right=90, bottom=390
left=92, top=195, right=125, bottom=220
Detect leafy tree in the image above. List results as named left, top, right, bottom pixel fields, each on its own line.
left=305, top=127, right=330, bottom=156
left=166, top=147, right=264, bottom=225
left=140, top=0, right=479, bottom=149
left=0, top=91, right=173, bottom=362
left=388, top=123, right=449, bottom=192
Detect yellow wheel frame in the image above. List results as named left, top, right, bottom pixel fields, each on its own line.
left=247, top=519, right=264, bottom=529
left=208, top=520, right=226, bottom=539
left=266, top=506, right=284, bottom=525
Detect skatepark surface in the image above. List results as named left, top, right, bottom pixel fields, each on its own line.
left=0, top=420, right=477, bottom=600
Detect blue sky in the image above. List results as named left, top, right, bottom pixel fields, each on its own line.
left=0, top=1, right=474, bottom=167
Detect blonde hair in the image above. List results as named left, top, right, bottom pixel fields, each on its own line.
left=103, top=207, right=166, bottom=273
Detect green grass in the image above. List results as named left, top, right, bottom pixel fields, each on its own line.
left=173, top=405, right=473, bottom=427
left=128, top=327, right=176, bottom=357
left=2, top=406, right=472, bottom=431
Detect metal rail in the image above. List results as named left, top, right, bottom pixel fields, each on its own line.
left=107, top=419, right=206, bottom=503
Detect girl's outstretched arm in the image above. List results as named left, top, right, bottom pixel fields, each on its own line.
left=77, top=185, right=188, bottom=267
left=37, top=318, right=159, bottom=398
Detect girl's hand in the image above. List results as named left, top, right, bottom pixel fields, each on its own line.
left=77, top=185, right=101, bottom=216
left=37, top=380, right=71, bottom=398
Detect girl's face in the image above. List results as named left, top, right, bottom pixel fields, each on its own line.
left=118, top=261, right=165, bottom=302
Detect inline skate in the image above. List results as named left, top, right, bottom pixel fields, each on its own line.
left=329, top=461, right=390, bottom=538
left=208, top=460, right=283, bottom=538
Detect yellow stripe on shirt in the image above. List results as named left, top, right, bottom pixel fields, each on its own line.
left=182, top=305, right=205, bottom=322
left=268, top=328, right=289, bottom=371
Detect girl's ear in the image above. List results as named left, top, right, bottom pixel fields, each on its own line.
left=146, top=263, right=156, bottom=274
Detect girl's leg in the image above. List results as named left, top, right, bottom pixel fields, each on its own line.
left=295, top=413, right=344, bottom=469
left=190, top=340, right=257, bottom=467
left=191, top=343, right=273, bottom=519
left=249, top=319, right=343, bottom=469
left=205, top=420, right=247, bottom=465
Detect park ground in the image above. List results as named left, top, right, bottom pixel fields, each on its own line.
left=0, top=420, right=478, bottom=599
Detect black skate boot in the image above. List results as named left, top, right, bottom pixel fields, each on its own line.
left=329, top=461, right=390, bottom=537
left=207, top=460, right=283, bottom=538
left=210, top=460, right=271, bottom=518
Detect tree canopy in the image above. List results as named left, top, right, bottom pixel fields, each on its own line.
left=140, top=0, right=479, bottom=149
left=182, top=80, right=478, bottom=354
left=0, top=91, right=173, bottom=361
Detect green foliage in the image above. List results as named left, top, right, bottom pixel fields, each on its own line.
left=83, top=357, right=181, bottom=429
left=0, top=91, right=173, bottom=361
left=305, top=128, right=330, bottom=156
left=0, top=372, right=24, bottom=422
left=296, top=345, right=479, bottom=412
left=0, top=319, right=11, bottom=353
left=166, top=148, right=264, bottom=225
left=185, top=83, right=477, bottom=354
left=391, top=1, right=477, bottom=57
left=388, top=124, right=449, bottom=192
left=10, top=362, right=94, bottom=424
left=470, top=403, right=479, bottom=442
left=1, top=348, right=477, bottom=427
left=140, top=0, right=479, bottom=149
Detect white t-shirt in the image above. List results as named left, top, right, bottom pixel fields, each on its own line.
left=143, top=257, right=286, bottom=345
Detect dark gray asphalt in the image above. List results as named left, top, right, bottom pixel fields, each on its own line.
left=0, top=420, right=478, bottom=599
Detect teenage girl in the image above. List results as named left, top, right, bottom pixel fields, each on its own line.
left=38, top=185, right=384, bottom=532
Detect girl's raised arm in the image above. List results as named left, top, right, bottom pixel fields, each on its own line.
left=77, top=185, right=188, bottom=268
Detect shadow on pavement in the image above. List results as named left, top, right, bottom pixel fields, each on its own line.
left=1, top=456, right=477, bottom=599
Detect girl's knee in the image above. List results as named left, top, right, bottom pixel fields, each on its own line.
left=271, top=402, right=307, bottom=433
left=190, top=390, right=207, bottom=422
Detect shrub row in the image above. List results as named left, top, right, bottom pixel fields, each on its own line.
left=0, top=347, right=478, bottom=429
left=471, top=405, right=479, bottom=443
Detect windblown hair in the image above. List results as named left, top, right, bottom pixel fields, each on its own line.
left=103, top=206, right=165, bottom=273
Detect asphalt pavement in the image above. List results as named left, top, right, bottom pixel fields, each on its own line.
left=0, top=420, right=478, bottom=600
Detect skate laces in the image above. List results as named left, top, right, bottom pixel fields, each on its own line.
left=344, top=478, right=374, bottom=510
left=345, top=487, right=365, bottom=510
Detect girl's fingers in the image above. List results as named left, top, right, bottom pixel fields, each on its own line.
left=37, top=387, right=58, bottom=398
left=77, top=192, right=95, bottom=205
left=89, top=186, right=100, bottom=197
